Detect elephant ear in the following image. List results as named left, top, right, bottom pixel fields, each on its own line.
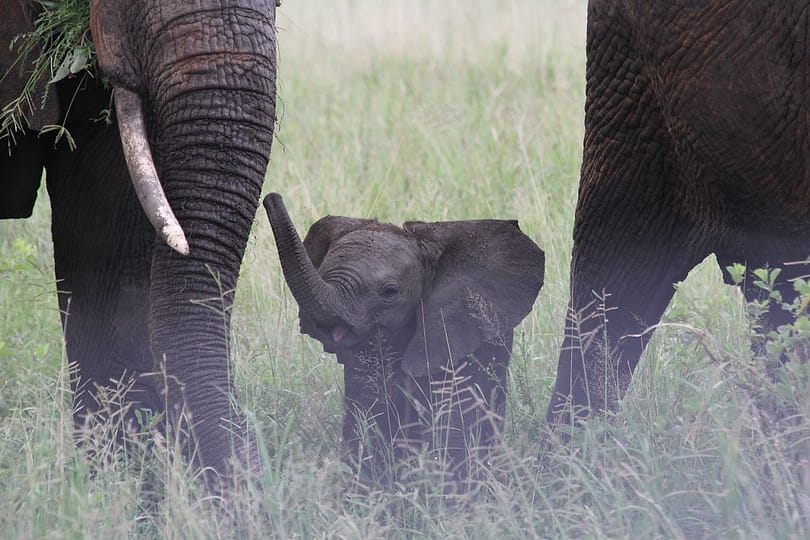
left=400, top=219, right=544, bottom=378
left=0, top=0, right=59, bottom=131
left=303, top=215, right=379, bottom=268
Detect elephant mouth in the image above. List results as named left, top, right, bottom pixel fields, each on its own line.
left=299, top=316, right=366, bottom=354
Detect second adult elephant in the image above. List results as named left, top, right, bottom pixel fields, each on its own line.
left=264, top=194, right=544, bottom=479
left=548, top=1, right=809, bottom=425
left=1, top=0, right=278, bottom=487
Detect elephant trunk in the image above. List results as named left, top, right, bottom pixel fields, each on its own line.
left=141, top=2, right=278, bottom=485
left=263, top=193, right=347, bottom=326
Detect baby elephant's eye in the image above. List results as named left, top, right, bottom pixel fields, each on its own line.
left=381, top=284, right=400, bottom=300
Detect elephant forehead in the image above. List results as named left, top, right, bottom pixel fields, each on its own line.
left=322, top=231, right=420, bottom=278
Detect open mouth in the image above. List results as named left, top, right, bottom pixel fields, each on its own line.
left=300, top=318, right=364, bottom=353
left=321, top=324, right=361, bottom=353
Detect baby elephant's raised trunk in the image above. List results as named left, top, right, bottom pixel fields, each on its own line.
left=263, top=193, right=345, bottom=325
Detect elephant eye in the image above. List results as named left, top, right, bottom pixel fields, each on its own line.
left=380, top=284, right=400, bottom=300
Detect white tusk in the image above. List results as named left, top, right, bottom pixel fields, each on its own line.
left=114, top=87, right=189, bottom=256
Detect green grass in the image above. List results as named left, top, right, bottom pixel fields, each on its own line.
left=3, top=1, right=810, bottom=537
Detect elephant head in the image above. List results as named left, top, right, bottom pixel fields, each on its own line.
left=1, top=0, right=277, bottom=488
left=263, top=193, right=544, bottom=476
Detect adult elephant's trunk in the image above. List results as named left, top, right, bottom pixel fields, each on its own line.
left=263, top=193, right=345, bottom=325
left=103, top=2, right=278, bottom=484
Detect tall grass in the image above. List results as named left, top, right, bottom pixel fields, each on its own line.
left=2, top=1, right=809, bottom=537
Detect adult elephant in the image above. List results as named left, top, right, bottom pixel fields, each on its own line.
left=547, top=2, right=809, bottom=424
left=0, top=0, right=277, bottom=487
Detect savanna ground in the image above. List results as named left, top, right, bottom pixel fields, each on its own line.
left=2, top=1, right=810, bottom=537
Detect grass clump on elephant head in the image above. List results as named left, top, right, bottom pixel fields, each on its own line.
left=262, top=192, right=545, bottom=486
left=1, top=0, right=94, bottom=146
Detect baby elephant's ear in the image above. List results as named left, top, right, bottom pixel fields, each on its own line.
left=303, top=215, right=378, bottom=268
left=401, top=220, right=544, bottom=378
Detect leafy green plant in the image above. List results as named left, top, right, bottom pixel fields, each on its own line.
left=1, top=0, right=94, bottom=146
left=725, top=263, right=810, bottom=418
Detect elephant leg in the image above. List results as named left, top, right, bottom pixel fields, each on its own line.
left=549, top=225, right=708, bottom=426
left=432, top=373, right=468, bottom=470
left=0, top=129, right=44, bottom=219
left=462, top=341, right=511, bottom=462
left=547, top=4, right=712, bottom=425
left=44, top=80, right=160, bottom=438
left=344, top=345, right=512, bottom=482
left=342, top=355, right=402, bottom=484
left=419, top=342, right=511, bottom=478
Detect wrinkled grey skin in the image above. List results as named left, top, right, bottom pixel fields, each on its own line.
left=548, top=1, right=810, bottom=427
left=1, top=0, right=277, bottom=488
left=264, top=193, right=545, bottom=480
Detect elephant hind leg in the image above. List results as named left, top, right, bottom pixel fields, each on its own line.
left=547, top=4, right=718, bottom=424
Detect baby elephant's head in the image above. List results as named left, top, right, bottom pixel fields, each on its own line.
left=263, top=193, right=544, bottom=377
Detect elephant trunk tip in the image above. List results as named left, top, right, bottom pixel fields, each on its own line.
left=263, top=192, right=284, bottom=216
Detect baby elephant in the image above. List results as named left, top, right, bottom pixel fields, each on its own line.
left=263, top=193, right=544, bottom=480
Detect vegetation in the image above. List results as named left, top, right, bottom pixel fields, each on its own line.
left=2, top=1, right=809, bottom=537
left=0, top=0, right=94, bottom=144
